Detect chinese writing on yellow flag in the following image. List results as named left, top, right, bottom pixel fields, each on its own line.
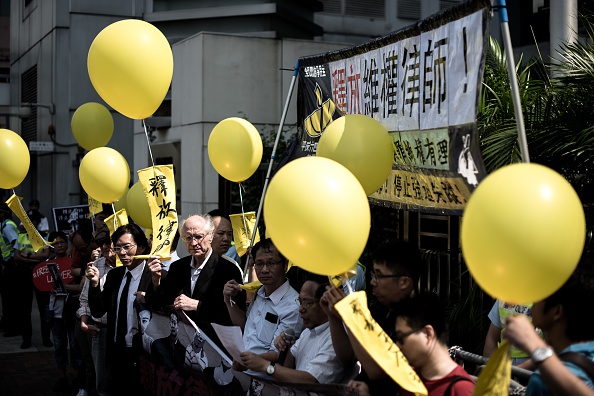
left=136, top=165, right=178, bottom=260
left=6, top=194, right=50, bottom=252
left=473, top=340, right=511, bottom=396
left=229, top=211, right=260, bottom=256
left=334, top=291, right=428, bottom=396
left=87, top=195, right=103, bottom=219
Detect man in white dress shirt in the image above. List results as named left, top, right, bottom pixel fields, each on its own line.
left=238, top=275, right=354, bottom=383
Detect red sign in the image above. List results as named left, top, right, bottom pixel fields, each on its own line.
left=32, top=257, right=74, bottom=292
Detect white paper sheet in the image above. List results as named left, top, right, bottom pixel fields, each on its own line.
left=211, top=323, right=245, bottom=362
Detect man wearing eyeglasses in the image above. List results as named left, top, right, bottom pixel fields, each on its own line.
left=239, top=275, right=356, bottom=384
left=223, top=238, right=303, bottom=376
left=321, top=240, right=423, bottom=395
left=147, top=214, right=245, bottom=352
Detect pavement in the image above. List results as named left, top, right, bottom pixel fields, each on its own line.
left=0, top=296, right=79, bottom=396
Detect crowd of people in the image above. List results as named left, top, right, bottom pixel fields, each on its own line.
left=0, top=200, right=594, bottom=396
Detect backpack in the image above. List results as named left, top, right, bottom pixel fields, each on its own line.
left=559, top=351, right=594, bottom=382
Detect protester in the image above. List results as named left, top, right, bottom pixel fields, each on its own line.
left=147, top=214, right=244, bottom=351
left=46, top=231, right=85, bottom=393
left=207, top=209, right=241, bottom=264
left=223, top=238, right=303, bottom=374
left=70, top=225, right=98, bottom=396
left=483, top=299, right=536, bottom=368
left=77, top=226, right=116, bottom=396
left=320, top=240, right=423, bottom=394
left=13, top=211, right=51, bottom=349
left=240, top=275, right=356, bottom=383
left=86, top=223, right=160, bottom=395
left=348, top=293, right=475, bottom=396
left=503, top=258, right=594, bottom=395
left=0, top=203, right=20, bottom=335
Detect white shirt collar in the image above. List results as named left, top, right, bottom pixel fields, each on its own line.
left=126, top=260, right=146, bottom=280
left=256, top=279, right=291, bottom=305
left=190, top=249, right=212, bottom=271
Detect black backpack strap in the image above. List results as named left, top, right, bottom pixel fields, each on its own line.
left=444, top=375, right=474, bottom=396
left=559, top=351, right=594, bottom=381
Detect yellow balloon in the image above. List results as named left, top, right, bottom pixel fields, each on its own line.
left=0, top=129, right=30, bottom=189
left=263, top=156, right=370, bottom=276
left=87, top=19, right=174, bottom=120
left=207, top=118, right=263, bottom=182
left=71, top=102, right=114, bottom=151
left=79, top=147, right=130, bottom=203
left=461, top=163, right=586, bottom=304
left=126, top=181, right=152, bottom=229
left=317, top=114, right=393, bottom=195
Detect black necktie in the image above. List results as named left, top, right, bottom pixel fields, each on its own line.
left=116, top=272, right=132, bottom=345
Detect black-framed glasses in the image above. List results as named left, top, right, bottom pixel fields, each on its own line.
left=370, top=271, right=408, bottom=282
left=253, top=260, right=283, bottom=270
left=390, top=327, right=423, bottom=345
left=113, top=244, right=137, bottom=254
left=296, top=298, right=319, bottom=309
left=181, top=234, right=207, bottom=243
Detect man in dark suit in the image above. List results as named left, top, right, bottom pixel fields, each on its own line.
left=150, top=310, right=187, bottom=374
left=147, top=214, right=245, bottom=353
left=86, top=223, right=163, bottom=395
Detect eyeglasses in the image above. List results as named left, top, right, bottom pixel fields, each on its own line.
left=181, top=234, right=207, bottom=243
left=370, top=271, right=408, bottom=282
left=113, top=244, right=137, bottom=254
left=390, top=327, right=423, bottom=345
left=296, top=298, right=319, bottom=309
left=253, top=260, right=283, bottom=270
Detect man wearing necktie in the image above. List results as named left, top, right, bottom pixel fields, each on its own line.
left=87, top=223, right=165, bottom=395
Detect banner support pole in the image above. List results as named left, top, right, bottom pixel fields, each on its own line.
left=496, top=0, right=530, bottom=163
left=244, top=59, right=299, bottom=275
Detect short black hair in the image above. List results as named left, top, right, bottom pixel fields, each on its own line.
left=394, top=292, right=448, bottom=345
left=372, top=240, right=423, bottom=288
left=207, top=208, right=232, bottom=223
left=543, top=254, right=594, bottom=342
left=29, top=199, right=40, bottom=207
left=48, top=231, right=68, bottom=244
left=251, top=238, right=287, bottom=264
left=111, top=223, right=150, bottom=255
left=302, top=273, right=330, bottom=299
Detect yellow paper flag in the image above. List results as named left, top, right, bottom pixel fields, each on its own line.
left=328, top=262, right=359, bottom=288
left=473, top=340, right=511, bottom=396
left=6, top=194, right=50, bottom=252
left=104, top=209, right=129, bottom=235
left=230, top=211, right=260, bottom=256
left=87, top=195, right=103, bottom=218
left=135, top=165, right=178, bottom=261
left=334, top=291, right=427, bottom=396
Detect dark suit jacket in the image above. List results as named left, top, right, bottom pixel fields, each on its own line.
left=150, top=334, right=187, bottom=374
left=89, top=262, right=162, bottom=365
left=149, top=252, right=245, bottom=350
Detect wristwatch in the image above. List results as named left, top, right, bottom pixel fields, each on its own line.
left=266, top=362, right=276, bottom=375
left=531, top=346, right=554, bottom=365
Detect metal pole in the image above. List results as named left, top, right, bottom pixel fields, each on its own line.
left=496, top=0, right=530, bottom=163
left=243, top=59, right=299, bottom=275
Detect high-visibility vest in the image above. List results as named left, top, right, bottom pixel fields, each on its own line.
left=0, top=220, right=17, bottom=260
left=16, top=232, right=34, bottom=255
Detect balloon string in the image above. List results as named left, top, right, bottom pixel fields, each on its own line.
left=142, top=119, right=156, bottom=168
left=111, top=203, right=117, bottom=231
left=238, top=183, right=250, bottom=241
left=344, top=272, right=354, bottom=294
